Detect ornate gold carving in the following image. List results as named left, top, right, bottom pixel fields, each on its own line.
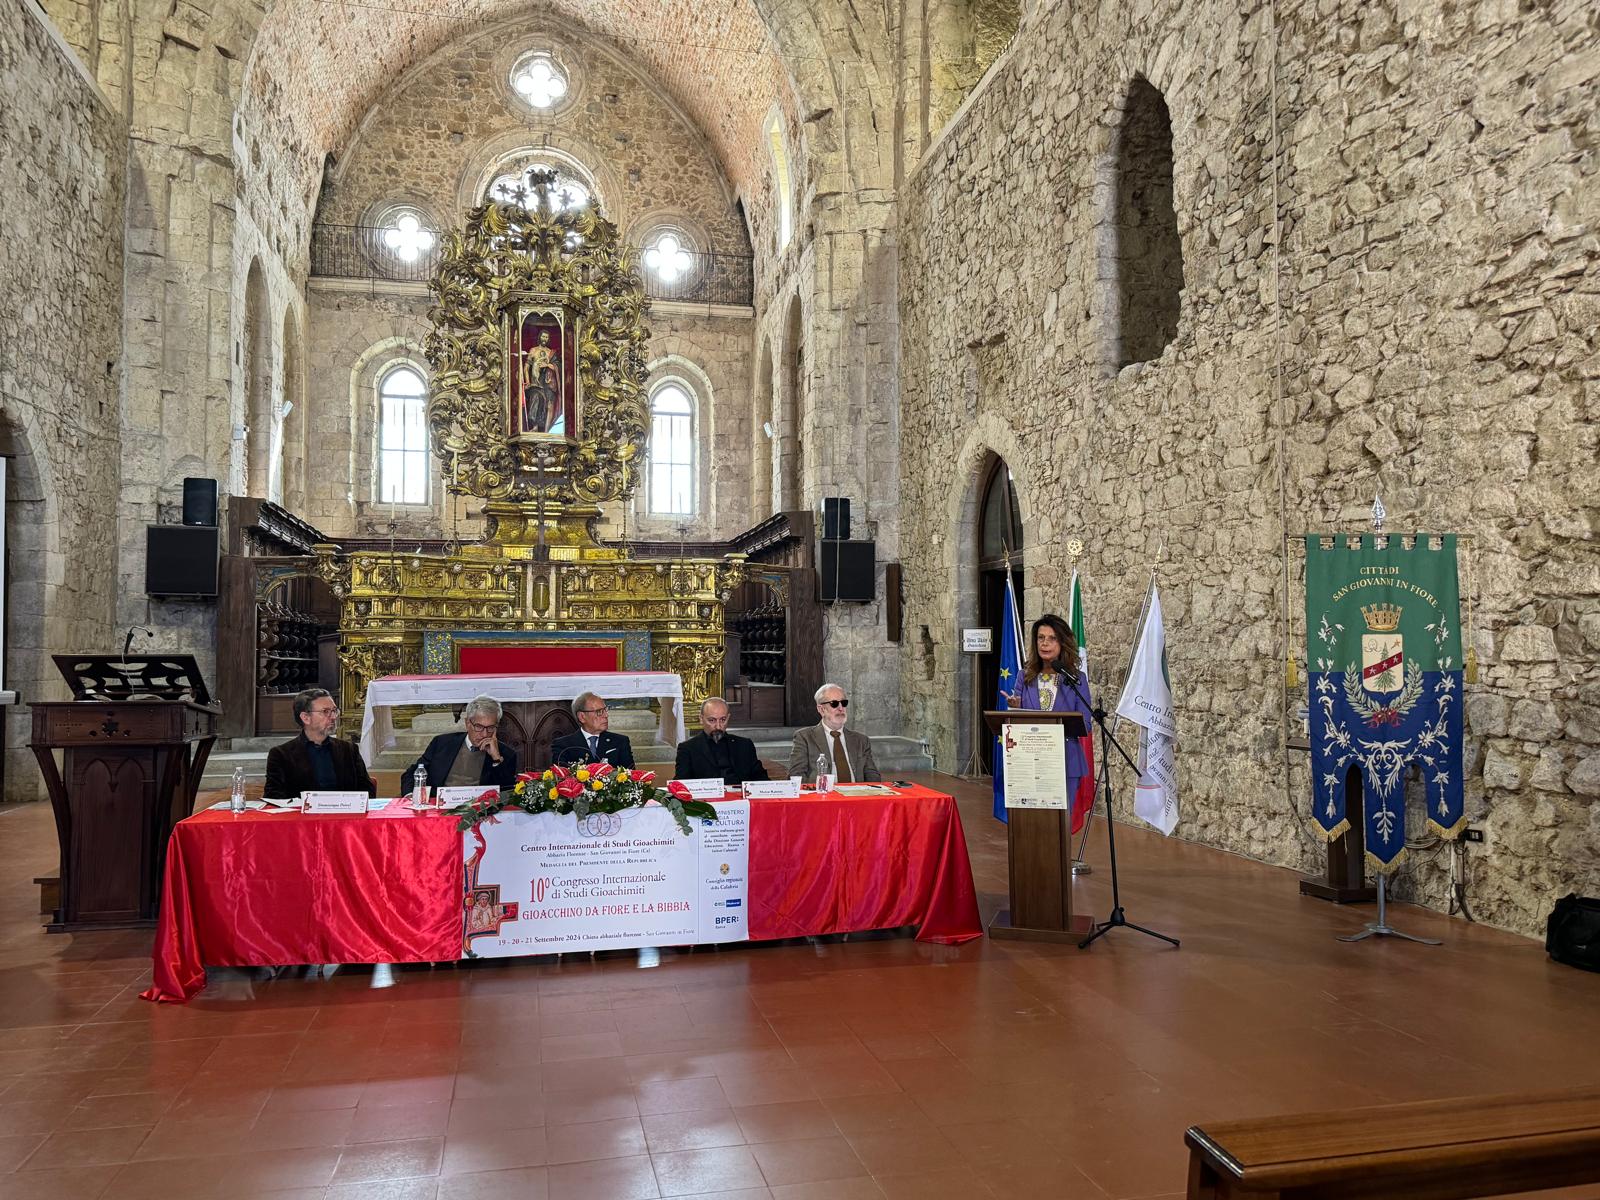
left=653, top=641, right=725, bottom=711
left=425, top=168, right=649, bottom=547
left=338, top=638, right=420, bottom=714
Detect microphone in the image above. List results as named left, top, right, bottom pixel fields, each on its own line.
left=122, top=625, right=154, bottom=658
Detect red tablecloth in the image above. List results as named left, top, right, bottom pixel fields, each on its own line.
left=142, top=809, right=463, bottom=1003
left=144, top=786, right=982, bottom=1003
left=736, top=786, right=982, bottom=945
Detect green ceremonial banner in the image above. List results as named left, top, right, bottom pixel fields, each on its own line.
left=1304, top=534, right=1465, bottom=873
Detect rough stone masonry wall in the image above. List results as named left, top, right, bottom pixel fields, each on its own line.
left=898, top=0, right=1598, bottom=936
left=0, top=1, right=127, bottom=799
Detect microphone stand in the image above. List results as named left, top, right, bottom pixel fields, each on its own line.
left=1063, top=670, right=1179, bottom=950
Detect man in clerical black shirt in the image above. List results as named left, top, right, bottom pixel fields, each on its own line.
left=263, top=688, right=378, bottom=799
left=674, top=697, right=768, bottom=787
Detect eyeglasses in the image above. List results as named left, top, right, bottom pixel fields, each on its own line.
left=466, top=721, right=498, bottom=733
left=580, top=706, right=608, bottom=715
left=821, top=699, right=849, bottom=709
left=309, top=705, right=340, bottom=716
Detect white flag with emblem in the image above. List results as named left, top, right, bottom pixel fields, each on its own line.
left=1115, top=584, right=1179, bottom=835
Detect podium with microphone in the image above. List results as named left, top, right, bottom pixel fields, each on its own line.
left=985, top=707, right=1090, bottom=942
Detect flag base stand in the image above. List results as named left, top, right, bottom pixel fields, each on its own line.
left=1073, top=688, right=1179, bottom=953
left=1071, top=861, right=1092, bottom=876
left=1336, top=875, right=1440, bottom=945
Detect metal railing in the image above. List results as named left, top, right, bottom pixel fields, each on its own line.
left=310, top=224, right=754, bottom=307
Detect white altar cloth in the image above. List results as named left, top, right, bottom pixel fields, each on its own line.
left=358, top=672, right=687, bottom=762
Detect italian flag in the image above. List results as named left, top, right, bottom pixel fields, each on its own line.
left=1068, top=571, right=1096, bottom=834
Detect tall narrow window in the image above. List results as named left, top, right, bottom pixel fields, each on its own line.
left=378, top=366, right=429, bottom=504
left=648, top=382, right=694, bottom=516
left=765, top=112, right=793, bottom=251
left=1112, top=78, right=1183, bottom=367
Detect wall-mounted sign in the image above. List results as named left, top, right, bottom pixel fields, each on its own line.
left=962, top=628, right=993, bottom=653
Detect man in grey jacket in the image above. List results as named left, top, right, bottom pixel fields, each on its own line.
left=788, top=682, right=881, bottom=784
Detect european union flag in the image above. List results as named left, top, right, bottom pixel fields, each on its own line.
left=993, top=572, right=1024, bottom=823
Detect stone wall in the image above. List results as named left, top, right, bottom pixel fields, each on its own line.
left=898, top=0, right=1599, bottom=936
left=0, top=1, right=127, bottom=799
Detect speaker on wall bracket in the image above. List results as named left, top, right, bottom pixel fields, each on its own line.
left=146, top=525, right=219, bottom=597
left=182, top=477, right=218, bottom=527
left=822, top=497, right=851, bottom=541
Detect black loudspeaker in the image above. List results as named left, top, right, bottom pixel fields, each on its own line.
left=146, top=525, right=219, bottom=597
left=182, top=477, right=218, bottom=526
left=821, top=539, right=874, bottom=603
left=822, top=497, right=851, bottom=541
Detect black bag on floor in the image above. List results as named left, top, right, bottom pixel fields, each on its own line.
left=1546, top=894, right=1600, bottom=972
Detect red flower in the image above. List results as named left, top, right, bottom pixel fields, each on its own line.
left=477, top=788, right=500, bottom=803
left=516, top=771, right=539, bottom=783
left=555, top=777, right=584, bottom=799
left=590, top=762, right=615, bottom=779
left=666, top=780, right=692, bottom=800
left=634, top=770, right=657, bottom=785
left=549, top=765, right=572, bottom=781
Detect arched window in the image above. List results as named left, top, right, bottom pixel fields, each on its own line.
left=486, top=160, right=595, bottom=214
left=509, top=52, right=569, bottom=111
left=377, top=365, right=429, bottom=504
left=764, top=111, right=794, bottom=251
left=648, top=382, right=695, bottom=516
left=1111, top=78, right=1183, bottom=367
left=979, top=457, right=1023, bottom=567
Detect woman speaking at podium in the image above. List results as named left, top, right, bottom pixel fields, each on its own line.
left=1008, top=613, right=1094, bottom=796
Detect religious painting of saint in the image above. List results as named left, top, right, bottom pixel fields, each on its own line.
left=508, top=309, right=576, bottom=438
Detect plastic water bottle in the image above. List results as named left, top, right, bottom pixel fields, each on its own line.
left=230, top=766, right=247, bottom=813
left=814, top=753, right=833, bottom=794
left=413, top=761, right=430, bottom=809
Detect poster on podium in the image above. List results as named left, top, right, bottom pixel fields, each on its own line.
left=1001, top=721, right=1070, bottom=810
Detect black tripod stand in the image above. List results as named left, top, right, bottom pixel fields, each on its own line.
left=1066, top=673, right=1179, bottom=951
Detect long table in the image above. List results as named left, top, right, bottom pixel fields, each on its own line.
left=144, top=785, right=983, bottom=1002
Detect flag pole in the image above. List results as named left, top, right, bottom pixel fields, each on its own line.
left=1077, top=569, right=1179, bottom=951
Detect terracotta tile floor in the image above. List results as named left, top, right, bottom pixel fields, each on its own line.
left=1, top=775, right=1598, bottom=1199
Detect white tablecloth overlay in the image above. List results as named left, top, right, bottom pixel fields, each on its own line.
left=358, top=672, right=687, bottom=762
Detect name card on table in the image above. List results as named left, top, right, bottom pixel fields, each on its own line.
left=436, top=786, right=495, bottom=806
left=302, top=791, right=370, bottom=814
left=744, top=779, right=802, bottom=799
left=675, top=778, right=730, bottom=801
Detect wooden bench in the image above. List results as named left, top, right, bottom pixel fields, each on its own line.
left=1185, top=1086, right=1600, bottom=1200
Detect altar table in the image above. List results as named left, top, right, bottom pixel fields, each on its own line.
left=358, top=671, right=687, bottom=762
left=143, top=785, right=982, bottom=1003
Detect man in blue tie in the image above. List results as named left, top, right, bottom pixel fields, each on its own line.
left=550, top=691, right=636, bottom=768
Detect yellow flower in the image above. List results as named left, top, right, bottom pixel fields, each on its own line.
left=514, top=781, right=526, bottom=795
left=548, top=787, right=559, bottom=800
left=576, top=769, right=590, bottom=782
left=541, top=770, right=554, bottom=783
left=591, top=779, right=603, bottom=791
left=616, top=769, right=631, bottom=782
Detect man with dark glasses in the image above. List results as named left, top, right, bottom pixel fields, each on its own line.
left=788, top=682, right=881, bottom=785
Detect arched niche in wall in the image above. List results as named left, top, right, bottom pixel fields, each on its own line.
left=754, top=337, right=774, bottom=516
left=1104, top=76, right=1183, bottom=370
left=779, top=293, right=802, bottom=511
left=280, top=307, right=307, bottom=513
left=0, top=416, right=52, bottom=800
left=243, top=259, right=276, bottom=500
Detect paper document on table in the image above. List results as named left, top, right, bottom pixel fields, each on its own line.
left=833, top=784, right=895, bottom=797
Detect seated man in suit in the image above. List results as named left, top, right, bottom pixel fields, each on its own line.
left=788, top=682, right=882, bottom=784
left=550, top=691, right=636, bottom=768
left=264, top=688, right=378, bottom=799
left=400, top=694, right=520, bottom=796
left=675, top=697, right=768, bottom=787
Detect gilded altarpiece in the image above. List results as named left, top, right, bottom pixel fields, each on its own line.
left=318, top=170, right=744, bottom=730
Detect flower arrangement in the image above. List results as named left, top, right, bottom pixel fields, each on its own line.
left=450, top=762, right=719, bottom=835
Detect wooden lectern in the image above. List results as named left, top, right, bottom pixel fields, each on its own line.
left=985, top=708, right=1091, bottom=943
left=29, top=655, right=218, bottom=931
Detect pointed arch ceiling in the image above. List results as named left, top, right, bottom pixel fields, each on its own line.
left=245, top=0, right=799, bottom=207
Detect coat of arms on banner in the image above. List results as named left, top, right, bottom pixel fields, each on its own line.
left=1304, top=534, right=1465, bottom=873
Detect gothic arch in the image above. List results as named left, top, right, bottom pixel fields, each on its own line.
left=0, top=414, right=56, bottom=801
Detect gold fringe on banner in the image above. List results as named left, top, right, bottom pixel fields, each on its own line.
left=1321, top=818, right=1350, bottom=841
left=1428, top=815, right=1467, bottom=841
left=1366, top=847, right=1407, bottom=876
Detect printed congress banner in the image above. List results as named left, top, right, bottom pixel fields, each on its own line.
left=462, top=801, right=750, bottom=956
left=1305, top=534, right=1464, bottom=872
